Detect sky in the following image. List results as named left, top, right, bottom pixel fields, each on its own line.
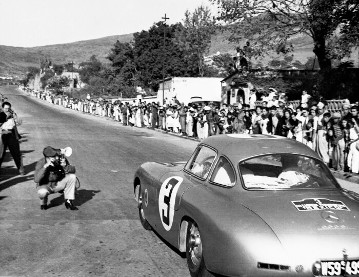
left=0, top=0, right=217, bottom=47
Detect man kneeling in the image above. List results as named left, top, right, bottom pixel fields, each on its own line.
left=34, top=146, right=77, bottom=210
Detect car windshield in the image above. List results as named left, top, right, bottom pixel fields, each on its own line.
left=239, top=154, right=339, bottom=190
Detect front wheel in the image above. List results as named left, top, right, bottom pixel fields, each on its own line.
left=135, top=184, right=151, bottom=230
left=186, top=221, right=213, bottom=277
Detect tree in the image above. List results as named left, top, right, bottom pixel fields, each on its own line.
left=133, top=22, right=196, bottom=91
left=40, top=69, right=55, bottom=89
left=64, top=62, right=76, bottom=72
left=23, top=66, right=40, bottom=85
left=212, top=0, right=359, bottom=71
left=176, top=5, right=217, bottom=76
left=107, top=40, right=138, bottom=96
left=211, top=53, right=237, bottom=75
left=47, top=76, right=70, bottom=94
left=79, top=55, right=103, bottom=84
left=53, top=64, right=64, bottom=75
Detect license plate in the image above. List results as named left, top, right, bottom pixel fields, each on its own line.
left=321, top=260, right=359, bottom=276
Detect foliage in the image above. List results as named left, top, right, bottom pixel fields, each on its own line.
left=106, top=40, right=137, bottom=97
left=47, top=75, right=70, bottom=94
left=79, top=55, right=103, bottom=84
left=53, top=64, right=64, bottom=75
left=211, top=53, right=237, bottom=76
left=317, top=68, right=359, bottom=101
left=176, top=5, right=217, bottom=76
left=304, top=57, right=320, bottom=70
left=40, top=69, right=55, bottom=89
left=133, top=22, right=198, bottom=91
left=64, top=62, right=76, bottom=72
left=23, top=66, right=40, bottom=86
left=212, top=0, right=359, bottom=71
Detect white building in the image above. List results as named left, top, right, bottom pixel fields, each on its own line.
left=157, top=77, right=222, bottom=105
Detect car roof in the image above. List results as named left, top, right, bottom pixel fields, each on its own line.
left=201, top=134, right=319, bottom=162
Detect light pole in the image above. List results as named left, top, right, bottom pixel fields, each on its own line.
left=162, top=13, right=169, bottom=105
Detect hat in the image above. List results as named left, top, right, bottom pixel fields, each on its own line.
left=343, top=103, right=351, bottom=109
left=317, top=102, right=325, bottom=109
left=43, top=146, right=61, bottom=157
left=204, top=106, right=211, bottom=111
left=332, top=112, right=341, bottom=119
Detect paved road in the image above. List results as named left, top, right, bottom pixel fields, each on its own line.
left=0, top=86, right=358, bottom=277
left=0, top=86, right=195, bottom=277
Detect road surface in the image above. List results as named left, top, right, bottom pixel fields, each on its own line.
left=0, top=86, right=358, bottom=276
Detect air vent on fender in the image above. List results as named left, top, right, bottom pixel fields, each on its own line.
left=257, top=262, right=290, bottom=271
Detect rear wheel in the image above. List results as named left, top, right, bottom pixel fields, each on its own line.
left=135, top=184, right=151, bottom=230
left=186, top=221, right=213, bottom=277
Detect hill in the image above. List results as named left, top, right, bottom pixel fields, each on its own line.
left=0, top=33, right=133, bottom=77
left=3, top=30, right=355, bottom=78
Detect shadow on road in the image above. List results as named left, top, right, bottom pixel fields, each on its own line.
left=0, top=174, right=34, bottom=193
left=48, top=188, right=101, bottom=208
left=75, top=189, right=101, bottom=206
left=0, top=158, right=37, bottom=191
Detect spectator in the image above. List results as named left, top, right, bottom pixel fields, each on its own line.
left=26, top=86, right=359, bottom=176
left=347, top=141, right=359, bottom=173
left=158, top=106, right=166, bottom=130
left=186, top=108, right=194, bottom=137
left=301, top=90, right=311, bottom=108
left=178, top=103, right=187, bottom=135
left=248, top=89, right=257, bottom=110
left=0, top=101, right=24, bottom=175
left=328, top=112, right=345, bottom=171
left=251, top=106, right=262, bottom=134
left=233, top=109, right=246, bottom=134
left=259, top=107, right=270, bottom=134
left=151, top=102, right=159, bottom=129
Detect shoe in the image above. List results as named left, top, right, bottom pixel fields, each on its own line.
left=65, top=200, right=78, bottom=210
left=19, top=166, right=25, bottom=175
left=40, top=204, right=47, bottom=210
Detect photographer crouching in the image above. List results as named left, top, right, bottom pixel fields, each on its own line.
left=34, top=146, right=78, bottom=210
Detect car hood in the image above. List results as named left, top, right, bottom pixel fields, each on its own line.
left=241, top=190, right=359, bottom=261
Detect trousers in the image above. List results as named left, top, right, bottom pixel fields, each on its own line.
left=37, top=174, right=77, bottom=205
left=0, top=132, right=22, bottom=169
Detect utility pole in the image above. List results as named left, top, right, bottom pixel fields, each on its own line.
left=162, top=13, right=169, bottom=105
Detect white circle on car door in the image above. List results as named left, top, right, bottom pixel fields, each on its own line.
left=158, top=176, right=183, bottom=231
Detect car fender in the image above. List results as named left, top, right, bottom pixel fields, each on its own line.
left=179, top=186, right=287, bottom=276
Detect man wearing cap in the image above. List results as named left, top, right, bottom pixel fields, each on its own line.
left=34, top=146, right=77, bottom=210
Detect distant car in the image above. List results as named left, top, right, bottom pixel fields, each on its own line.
left=133, top=134, right=359, bottom=277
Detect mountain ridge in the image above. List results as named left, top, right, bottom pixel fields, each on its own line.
left=0, top=32, right=319, bottom=78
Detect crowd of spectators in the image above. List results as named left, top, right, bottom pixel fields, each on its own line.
left=25, top=88, right=359, bottom=175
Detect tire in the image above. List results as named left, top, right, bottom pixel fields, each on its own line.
left=135, top=184, right=151, bottom=230
left=186, top=221, right=213, bottom=277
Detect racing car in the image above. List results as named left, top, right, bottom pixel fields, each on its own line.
left=133, top=134, right=359, bottom=277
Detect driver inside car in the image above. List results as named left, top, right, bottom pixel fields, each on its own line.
left=191, top=156, right=214, bottom=179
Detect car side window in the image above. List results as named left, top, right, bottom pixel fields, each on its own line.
left=185, top=146, right=216, bottom=179
left=210, top=156, right=236, bottom=187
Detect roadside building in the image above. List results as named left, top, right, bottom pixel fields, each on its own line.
left=157, top=77, right=222, bottom=105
